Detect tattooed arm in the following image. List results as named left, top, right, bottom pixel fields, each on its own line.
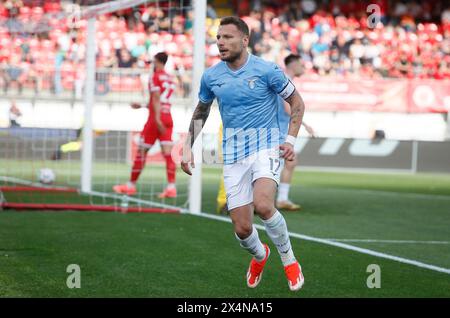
left=285, top=90, right=305, bottom=140
left=187, top=100, right=213, bottom=148
left=181, top=100, right=213, bottom=175
left=279, top=90, right=305, bottom=161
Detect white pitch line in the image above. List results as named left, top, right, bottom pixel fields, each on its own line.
left=303, top=186, right=450, bottom=201
left=195, top=212, right=450, bottom=275
left=324, top=239, right=450, bottom=244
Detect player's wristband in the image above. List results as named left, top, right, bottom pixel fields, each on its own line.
left=285, top=135, right=296, bottom=146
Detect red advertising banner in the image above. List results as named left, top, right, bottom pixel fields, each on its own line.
left=292, top=78, right=450, bottom=113
left=407, top=80, right=450, bottom=113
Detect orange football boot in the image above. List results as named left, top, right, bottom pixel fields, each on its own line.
left=284, top=261, right=305, bottom=291
left=158, top=187, right=177, bottom=198
left=112, top=183, right=137, bottom=196
left=246, top=244, right=270, bottom=288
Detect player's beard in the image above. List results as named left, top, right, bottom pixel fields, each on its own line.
left=220, top=49, right=243, bottom=63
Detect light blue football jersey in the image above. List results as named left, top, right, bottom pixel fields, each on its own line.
left=199, top=54, right=295, bottom=164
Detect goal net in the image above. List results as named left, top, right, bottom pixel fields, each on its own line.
left=0, top=0, right=207, bottom=214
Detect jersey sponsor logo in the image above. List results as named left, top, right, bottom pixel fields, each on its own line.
left=159, top=75, right=171, bottom=81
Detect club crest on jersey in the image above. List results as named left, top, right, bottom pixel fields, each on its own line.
left=247, top=78, right=257, bottom=89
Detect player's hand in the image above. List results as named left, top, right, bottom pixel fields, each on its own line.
left=130, top=103, right=141, bottom=109
left=181, top=147, right=195, bottom=176
left=279, top=143, right=295, bottom=161
left=156, top=120, right=166, bottom=134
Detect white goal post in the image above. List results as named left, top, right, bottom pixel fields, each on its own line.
left=79, top=0, right=206, bottom=214
left=189, top=0, right=206, bottom=214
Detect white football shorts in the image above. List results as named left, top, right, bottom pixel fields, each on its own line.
left=223, top=148, right=284, bottom=211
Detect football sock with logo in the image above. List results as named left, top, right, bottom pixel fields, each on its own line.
left=262, top=210, right=296, bottom=266
left=235, top=225, right=266, bottom=262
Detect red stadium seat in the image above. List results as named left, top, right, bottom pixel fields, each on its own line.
left=0, top=29, right=8, bottom=42
left=19, top=6, right=31, bottom=18
left=106, top=20, right=115, bottom=30
left=48, top=18, right=62, bottom=30
left=76, top=19, right=87, bottom=29
left=44, top=2, right=61, bottom=13
left=171, top=56, right=183, bottom=66
left=13, top=38, right=23, bottom=48
left=165, top=42, right=178, bottom=55
left=0, top=5, right=7, bottom=18
left=31, top=51, right=42, bottom=62
left=137, top=32, right=146, bottom=43
left=109, top=31, right=119, bottom=40
left=97, top=31, right=105, bottom=40
left=61, top=62, right=75, bottom=89
left=31, top=6, right=43, bottom=15
left=426, top=23, right=438, bottom=32
left=162, top=33, right=173, bottom=43
left=49, top=30, right=63, bottom=43
left=149, top=33, right=160, bottom=42
left=117, top=19, right=127, bottom=32
left=41, top=39, right=53, bottom=50
left=174, top=34, right=187, bottom=45
left=1, top=37, right=11, bottom=48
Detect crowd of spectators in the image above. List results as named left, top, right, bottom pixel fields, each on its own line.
left=0, top=0, right=449, bottom=97
left=0, top=0, right=196, bottom=96
left=239, top=0, right=450, bottom=79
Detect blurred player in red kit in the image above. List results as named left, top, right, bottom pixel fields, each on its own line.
left=113, top=52, right=177, bottom=198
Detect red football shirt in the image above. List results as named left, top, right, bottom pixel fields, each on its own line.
left=148, top=69, right=175, bottom=117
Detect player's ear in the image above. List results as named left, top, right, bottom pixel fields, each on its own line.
left=242, top=34, right=249, bottom=47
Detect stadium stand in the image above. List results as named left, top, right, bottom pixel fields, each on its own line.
left=0, top=0, right=449, bottom=97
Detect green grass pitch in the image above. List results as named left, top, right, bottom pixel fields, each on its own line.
left=1, top=162, right=450, bottom=297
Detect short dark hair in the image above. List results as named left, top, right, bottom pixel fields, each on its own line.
left=284, top=54, right=301, bottom=67
left=154, top=52, right=168, bottom=65
left=219, top=16, right=249, bottom=37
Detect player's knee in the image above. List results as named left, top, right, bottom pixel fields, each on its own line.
left=161, top=145, right=173, bottom=156
left=234, top=223, right=253, bottom=239
left=254, top=200, right=274, bottom=219
left=163, top=152, right=173, bottom=161
left=138, top=147, right=150, bottom=155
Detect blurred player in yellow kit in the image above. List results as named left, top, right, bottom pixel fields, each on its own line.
left=216, top=123, right=228, bottom=214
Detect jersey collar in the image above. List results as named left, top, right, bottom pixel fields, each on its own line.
left=225, top=53, right=251, bottom=74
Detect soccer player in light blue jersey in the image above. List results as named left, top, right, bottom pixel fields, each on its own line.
left=276, top=54, right=316, bottom=212
left=181, top=17, right=306, bottom=291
